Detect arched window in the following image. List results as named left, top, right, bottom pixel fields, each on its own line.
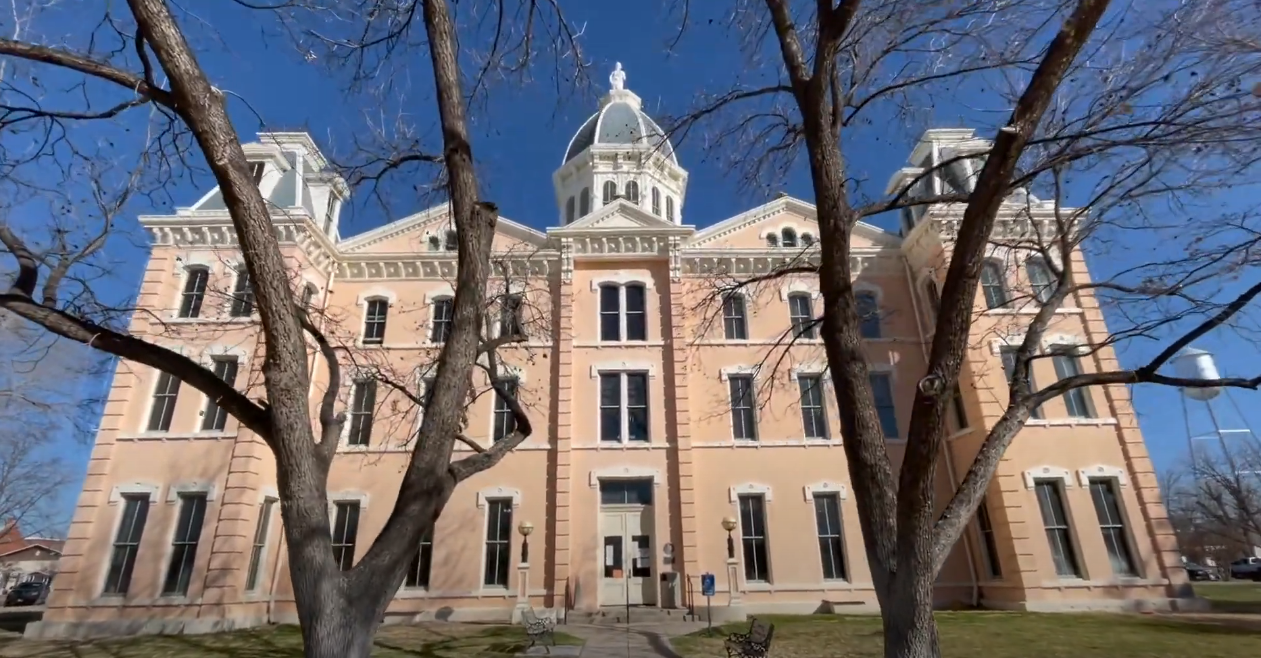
left=665, top=196, right=675, bottom=222
left=444, top=230, right=457, bottom=252
left=801, top=233, right=815, bottom=247
left=178, top=266, right=209, bottom=319
left=781, top=228, right=798, bottom=248
left=856, top=291, right=881, bottom=339
left=1026, top=259, right=1055, bottom=304
left=625, top=181, right=640, bottom=204
left=651, top=187, right=661, bottom=216
left=766, top=234, right=779, bottom=248
left=979, top=261, right=1009, bottom=309
left=565, top=197, right=576, bottom=224
left=430, top=297, right=454, bottom=343
left=788, top=292, right=815, bottom=339
left=363, top=298, right=389, bottom=345
left=579, top=187, right=591, bottom=216
left=427, top=235, right=441, bottom=252
left=602, top=181, right=617, bottom=205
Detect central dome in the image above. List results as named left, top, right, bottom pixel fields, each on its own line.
left=562, top=64, right=676, bottom=165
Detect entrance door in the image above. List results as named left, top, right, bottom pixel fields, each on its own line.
left=599, top=479, right=656, bottom=606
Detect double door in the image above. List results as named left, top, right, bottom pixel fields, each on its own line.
left=600, top=508, right=656, bottom=605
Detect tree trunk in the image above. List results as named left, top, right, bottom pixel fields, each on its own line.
left=882, top=578, right=941, bottom=658
left=296, top=586, right=380, bottom=658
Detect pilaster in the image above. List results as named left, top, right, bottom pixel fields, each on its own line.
left=551, top=276, right=576, bottom=602
left=667, top=273, right=700, bottom=581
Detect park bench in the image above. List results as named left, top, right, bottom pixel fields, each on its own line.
left=724, top=617, right=775, bottom=658
left=521, top=607, right=556, bottom=648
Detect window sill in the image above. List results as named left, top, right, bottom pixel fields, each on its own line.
left=160, top=316, right=258, bottom=325
left=117, top=431, right=237, bottom=441
left=395, top=587, right=432, bottom=599
left=477, top=587, right=512, bottom=598
left=1024, top=417, right=1117, bottom=427
left=573, top=340, right=665, bottom=348
left=575, top=442, right=665, bottom=451
left=692, top=438, right=841, bottom=448
left=981, top=307, right=1083, bottom=316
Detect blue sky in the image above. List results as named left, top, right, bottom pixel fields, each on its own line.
left=16, top=1, right=1261, bottom=528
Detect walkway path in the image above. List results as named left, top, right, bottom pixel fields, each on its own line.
left=561, top=622, right=707, bottom=658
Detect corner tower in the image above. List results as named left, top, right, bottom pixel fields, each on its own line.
left=552, top=63, right=688, bottom=226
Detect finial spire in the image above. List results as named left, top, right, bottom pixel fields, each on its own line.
left=609, top=62, right=626, bottom=92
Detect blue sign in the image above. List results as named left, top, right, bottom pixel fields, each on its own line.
left=701, top=573, right=716, bottom=597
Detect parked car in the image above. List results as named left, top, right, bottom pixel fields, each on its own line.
left=1229, top=557, right=1261, bottom=581
left=1185, top=562, right=1221, bottom=581
left=3, top=581, right=48, bottom=607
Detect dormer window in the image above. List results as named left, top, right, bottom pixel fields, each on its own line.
left=781, top=228, right=798, bottom=248
left=444, top=230, right=457, bottom=252
left=625, top=181, right=640, bottom=205
left=801, top=233, right=815, bottom=247
left=428, top=235, right=441, bottom=252
left=250, top=162, right=265, bottom=185
left=766, top=234, right=779, bottom=248
left=602, top=181, right=617, bottom=205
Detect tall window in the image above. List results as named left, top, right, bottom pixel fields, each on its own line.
left=869, top=373, right=898, bottom=439
left=781, top=228, right=798, bottom=248
left=430, top=298, right=454, bottom=343
left=406, top=530, right=434, bottom=589
left=229, top=268, right=254, bottom=317
left=178, top=267, right=209, bottom=319
left=766, top=233, right=779, bottom=248
left=300, top=284, right=318, bottom=310
left=856, top=291, right=881, bottom=339
left=579, top=187, right=590, bottom=216
left=814, top=494, right=846, bottom=580
left=1050, top=347, right=1094, bottom=418
left=565, top=197, right=575, bottom=224
left=602, top=180, right=617, bottom=204
left=102, top=494, right=150, bottom=595
left=949, top=385, right=968, bottom=432
left=977, top=498, right=1002, bottom=579
left=1035, top=481, right=1081, bottom=578
left=361, top=298, right=389, bottom=345
left=331, top=501, right=360, bottom=571
left=323, top=196, right=337, bottom=235
left=625, top=181, right=640, bottom=204
left=722, top=294, right=748, bottom=340
left=245, top=497, right=276, bottom=592
left=999, top=346, right=1042, bottom=419
left=801, top=233, right=815, bottom=247
left=599, top=284, right=646, bottom=342
left=202, top=356, right=240, bottom=432
left=148, top=372, right=182, bottom=432
left=162, top=492, right=208, bottom=596
left=788, top=293, right=816, bottom=339
left=651, top=187, right=661, bottom=215
left=599, top=372, right=649, bottom=443
left=665, top=196, right=675, bottom=222
left=1026, top=259, right=1055, bottom=304
left=1089, top=479, right=1137, bottom=576
left=798, top=375, right=829, bottom=439
left=500, top=294, right=524, bottom=337
left=492, top=378, right=519, bottom=442
left=738, top=494, right=770, bottom=582
left=484, top=499, right=513, bottom=587
left=924, top=279, right=941, bottom=319
left=980, top=261, right=1008, bottom=309
left=728, top=375, right=758, bottom=441
left=444, top=230, right=458, bottom=252
left=347, top=379, right=376, bottom=447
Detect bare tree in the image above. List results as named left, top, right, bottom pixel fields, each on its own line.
left=0, top=0, right=578, bottom=655
left=1165, top=434, right=1261, bottom=569
left=668, top=1, right=1261, bottom=655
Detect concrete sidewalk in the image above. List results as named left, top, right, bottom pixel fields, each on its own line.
left=560, top=622, right=707, bottom=658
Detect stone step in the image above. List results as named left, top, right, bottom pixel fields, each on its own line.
left=563, top=606, right=698, bottom=626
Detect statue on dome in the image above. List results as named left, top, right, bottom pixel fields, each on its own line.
left=610, top=62, right=626, bottom=92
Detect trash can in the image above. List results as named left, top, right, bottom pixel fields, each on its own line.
left=661, top=572, right=681, bottom=609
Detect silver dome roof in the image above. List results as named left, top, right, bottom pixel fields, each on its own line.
left=562, top=72, right=677, bottom=165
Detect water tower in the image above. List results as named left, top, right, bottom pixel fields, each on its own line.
left=1171, top=347, right=1254, bottom=469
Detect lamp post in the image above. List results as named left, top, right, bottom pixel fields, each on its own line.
left=514, top=520, right=534, bottom=622
left=721, top=516, right=742, bottom=606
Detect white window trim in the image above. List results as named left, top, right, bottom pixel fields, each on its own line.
left=1023, top=466, right=1074, bottom=490
left=486, top=373, right=524, bottom=444
left=425, top=292, right=455, bottom=344
left=1044, top=335, right=1090, bottom=355
left=852, top=282, right=884, bottom=305
left=719, top=365, right=760, bottom=382
left=356, top=288, right=398, bottom=306
left=245, top=494, right=280, bottom=595
left=589, top=361, right=657, bottom=379
left=258, top=486, right=279, bottom=504
left=198, top=346, right=249, bottom=433
left=328, top=492, right=370, bottom=519
left=142, top=356, right=188, bottom=434
left=719, top=291, right=751, bottom=340
left=594, top=280, right=652, bottom=343
left=165, top=481, right=217, bottom=504
left=340, top=370, right=378, bottom=447
left=357, top=291, right=395, bottom=347
left=225, top=260, right=254, bottom=317
left=779, top=281, right=822, bottom=301
left=171, top=258, right=215, bottom=319
left=588, top=466, right=663, bottom=488
left=789, top=365, right=830, bottom=381
left=489, top=281, right=529, bottom=339
left=109, top=482, right=161, bottom=505
left=803, top=481, right=848, bottom=502
left=475, top=486, right=522, bottom=510
left=729, top=483, right=773, bottom=504
left=424, top=284, right=456, bottom=303
left=593, top=370, right=652, bottom=444
left=1077, top=465, right=1128, bottom=488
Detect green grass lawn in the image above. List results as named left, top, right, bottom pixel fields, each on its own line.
left=673, top=612, right=1261, bottom=658
left=1195, top=581, right=1261, bottom=613
left=0, top=622, right=582, bottom=658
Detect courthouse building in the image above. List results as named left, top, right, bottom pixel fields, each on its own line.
left=31, top=70, right=1193, bottom=638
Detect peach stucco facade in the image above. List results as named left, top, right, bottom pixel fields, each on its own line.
left=32, top=90, right=1194, bottom=638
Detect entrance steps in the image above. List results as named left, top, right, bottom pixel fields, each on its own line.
left=565, top=606, right=698, bottom=625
